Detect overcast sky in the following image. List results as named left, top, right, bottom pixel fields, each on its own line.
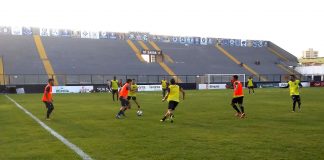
left=0, top=0, right=323, bottom=57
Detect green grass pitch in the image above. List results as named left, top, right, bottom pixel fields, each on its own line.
left=1, top=88, right=324, bottom=160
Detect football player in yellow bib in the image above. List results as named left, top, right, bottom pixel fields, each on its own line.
left=161, top=79, right=185, bottom=123
left=283, top=75, right=303, bottom=112
left=111, top=76, right=119, bottom=101
left=127, top=79, right=141, bottom=111
left=161, top=78, right=168, bottom=97
left=247, top=76, right=255, bottom=94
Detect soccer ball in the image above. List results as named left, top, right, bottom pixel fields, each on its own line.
left=136, top=110, right=143, bottom=116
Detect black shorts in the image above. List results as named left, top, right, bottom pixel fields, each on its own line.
left=168, top=101, right=179, bottom=110
left=162, top=89, right=167, bottom=95
left=127, top=96, right=136, bottom=100
left=112, top=89, right=118, bottom=94
left=43, top=101, right=54, bottom=109
left=120, top=97, right=129, bottom=107
left=248, top=86, right=254, bottom=89
left=291, top=95, right=301, bottom=101
left=232, top=96, right=244, bottom=104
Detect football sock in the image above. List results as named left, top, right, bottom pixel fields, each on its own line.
left=298, top=101, right=301, bottom=109
left=232, top=105, right=240, bottom=113
left=47, top=105, right=54, bottom=118
left=240, top=106, right=244, bottom=113
left=118, top=110, right=124, bottom=116
left=293, top=101, right=296, bottom=111
left=47, top=109, right=50, bottom=118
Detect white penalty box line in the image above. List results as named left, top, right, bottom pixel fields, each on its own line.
left=5, top=95, right=93, bottom=160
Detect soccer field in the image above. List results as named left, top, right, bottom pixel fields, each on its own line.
left=1, top=88, right=323, bottom=160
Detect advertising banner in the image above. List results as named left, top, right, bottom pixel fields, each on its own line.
left=52, top=86, right=94, bottom=93
left=93, top=85, right=110, bottom=92
left=138, top=85, right=162, bottom=91
left=94, top=85, right=163, bottom=92
left=279, top=82, right=310, bottom=88
left=310, top=81, right=324, bottom=87
left=198, top=84, right=227, bottom=90
left=301, top=82, right=310, bottom=87
left=257, top=83, right=279, bottom=88
left=278, top=83, right=288, bottom=87
left=16, top=88, right=25, bottom=94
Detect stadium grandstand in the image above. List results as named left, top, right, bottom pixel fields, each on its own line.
left=0, top=26, right=304, bottom=92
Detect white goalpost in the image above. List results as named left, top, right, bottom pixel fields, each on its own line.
left=204, top=74, right=246, bottom=87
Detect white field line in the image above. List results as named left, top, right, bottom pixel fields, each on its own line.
left=5, top=95, right=93, bottom=160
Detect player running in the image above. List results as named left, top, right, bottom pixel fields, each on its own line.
left=247, top=76, right=255, bottom=94
left=111, top=76, right=119, bottom=101
left=127, top=79, right=141, bottom=111
left=116, top=79, right=132, bottom=119
left=160, top=79, right=185, bottom=123
left=161, top=78, right=168, bottom=97
left=283, top=75, right=303, bottom=112
left=42, top=78, right=55, bottom=120
left=231, top=75, right=246, bottom=118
